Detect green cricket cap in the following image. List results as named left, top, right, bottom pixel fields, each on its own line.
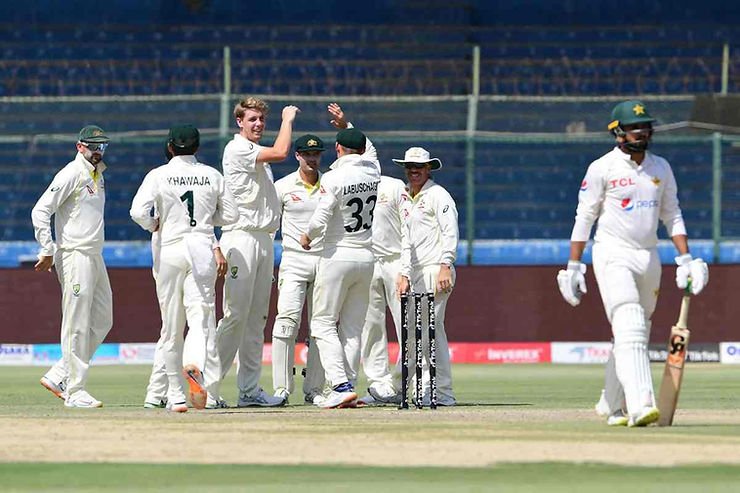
left=336, top=128, right=366, bottom=151
left=168, top=124, right=200, bottom=149
left=78, top=125, right=110, bottom=143
left=295, top=134, right=325, bottom=153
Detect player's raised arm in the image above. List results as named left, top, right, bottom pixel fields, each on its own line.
left=257, top=105, right=300, bottom=164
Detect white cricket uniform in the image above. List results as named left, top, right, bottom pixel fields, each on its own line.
left=400, top=178, right=458, bottom=403
left=306, top=153, right=381, bottom=387
left=271, top=170, right=325, bottom=400
left=217, top=133, right=281, bottom=399
left=31, top=153, right=112, bottom=401
left=361, top=176, right=410, bottom=391
left=571, top=146, right=686, bottom=416
left=130, top=155, right=238, bottom=406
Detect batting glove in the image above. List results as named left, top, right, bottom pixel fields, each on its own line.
left=675, top=253, right=709, bottom=295
left=557, top=260, right=587, bottom=307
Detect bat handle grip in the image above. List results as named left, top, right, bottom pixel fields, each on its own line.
left=677, top=295, right=690, bottom=329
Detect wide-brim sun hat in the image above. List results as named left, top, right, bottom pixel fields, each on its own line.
left=392, top=147, right=442, bottom=170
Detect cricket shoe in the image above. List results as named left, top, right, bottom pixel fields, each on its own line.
left=274, top=389, right=290, bottom=405
left=40, top=376, right=66, bottom=400
left=205, top=396, right=229, bottom=409
left=237, top=388, right=286, bottom=407
left=167, top=401, right=188, bottom=413
left=606, top=409, right=628, bottom=427
left=143, top=398, right=167, bottom=409
left=317, top=383, right=357, bottom=409
left=182, top=364, right=207, bottom=410
left=414, top=395, right=457, bottom=407
left=628, top=406, right=660, bottom=427
left=368, top=385, right=402, bottom=405
left=64, top=390, right=103, bottom=408
left=594, top=389, right=610, bottom=417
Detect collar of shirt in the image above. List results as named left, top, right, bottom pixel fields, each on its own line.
left=75, top=152, right=106, bottom=181
left=612, top=146, right=652, bottom=170
left=329, top=153, right=364, bottom=170
left=168, top=155, right=199, bottom=166
left=293, top=169, right=321, bottom=193
left=407, top=178, right=436, bottom=202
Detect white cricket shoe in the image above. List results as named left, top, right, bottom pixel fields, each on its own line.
left=167, top=401, right=188, bottom=413
left=594, top=389, right=610, bottom=417
left=205, top=396, right=229, bottom=409
left=64, top=390, right=103, bottom=408
left=317, top=387, right=358, bottom=409
left=415, top=394, right=456, bottom=407
left=40, top=376, right=66, bottom=400
left=628, top=406, right=660, bottom=427
left=606, top=409, right=628, bottom=427
left=237, top=388, right=286, bottom=408
left=143, top=398, right=167, bottom=409
left=368, top=386, right=402, bottom=405
left=274, top=389, right=290, bottom=404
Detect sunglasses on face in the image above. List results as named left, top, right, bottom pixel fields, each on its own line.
left=404, top=162, right=429, bottom=169
left=80, top=142, right=109, bottom=152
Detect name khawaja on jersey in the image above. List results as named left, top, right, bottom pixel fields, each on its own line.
left=166, top=175, right=212, bottom=187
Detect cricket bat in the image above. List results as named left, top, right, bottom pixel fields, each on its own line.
left=656, top=293, right=691, bottom=426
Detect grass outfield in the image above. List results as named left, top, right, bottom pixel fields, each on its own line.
left=1, top=364, right=739, bottom=491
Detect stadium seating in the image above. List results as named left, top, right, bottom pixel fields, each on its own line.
left=0, top=15, right=736, bottom=243
left=1, top=24, right=737, bottom=97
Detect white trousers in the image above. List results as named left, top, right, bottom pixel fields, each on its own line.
left=154, top=240, right=220, bottom=405
left=145, top=325, right=209, bottom=402
left=592, top=242, right=661, bottom=415
left=215, top=230, right=274, bottom=398
left=271, top=251, right=324, bottom=398
left=405, top=264, right=456, bottom=401
left=361, top=255, right=401, bottom=388
left=310, top=256, right=374, bottom=388
left=45, top=250, right=112, bottom=398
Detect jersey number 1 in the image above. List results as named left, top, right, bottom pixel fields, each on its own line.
left=180, top=191, right=197, bottom=227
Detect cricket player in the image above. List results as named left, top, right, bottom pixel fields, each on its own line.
left=357, top=175, right=410, bottom=405
left=271, top=133, right=327, bottom=404
left=557, top=100, right=709, bottom=427
left=32, top=125, right=113, bottom=408
left=214, top=97, right=299, bottom=408
left=396, top=147, right=458, bottom=406
left=130, top=124, right=238, bottom=412
left=299, top=127, right=381, bottom=408
left=141, top=141, right=224, bottom=410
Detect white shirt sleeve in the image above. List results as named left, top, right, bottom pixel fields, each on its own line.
left=571, top=162, right=606, bottom=242
left=436, top=191, right=459, bottom=265
left=306, top=175, right=339, bottom=241
left=213, top=174, right=240, bottom=227
left=31, top=166, right=77, bottom=257
left=130, top=170, right=159, bottom=233
left=659, top=164, right=687, bottom=237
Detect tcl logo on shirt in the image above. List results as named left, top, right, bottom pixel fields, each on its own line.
left=609, top=177, right=636, bottom=189
left=289, top=193, right=302, bottom=202
left=579, top=180, right=588, bottom=191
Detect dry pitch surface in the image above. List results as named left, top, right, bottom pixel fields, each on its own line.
left=2, top=364, right=739, bottom=468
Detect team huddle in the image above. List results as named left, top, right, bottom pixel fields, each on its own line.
left=31, top=99, right=459, bottom=411
left=31, top=98, right=708, bottom=425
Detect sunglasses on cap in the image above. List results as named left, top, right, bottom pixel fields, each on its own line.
left=80, top=142, right=109, bottom=152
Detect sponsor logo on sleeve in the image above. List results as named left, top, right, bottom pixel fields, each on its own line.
left=579, top=180, right=588, bottom=192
